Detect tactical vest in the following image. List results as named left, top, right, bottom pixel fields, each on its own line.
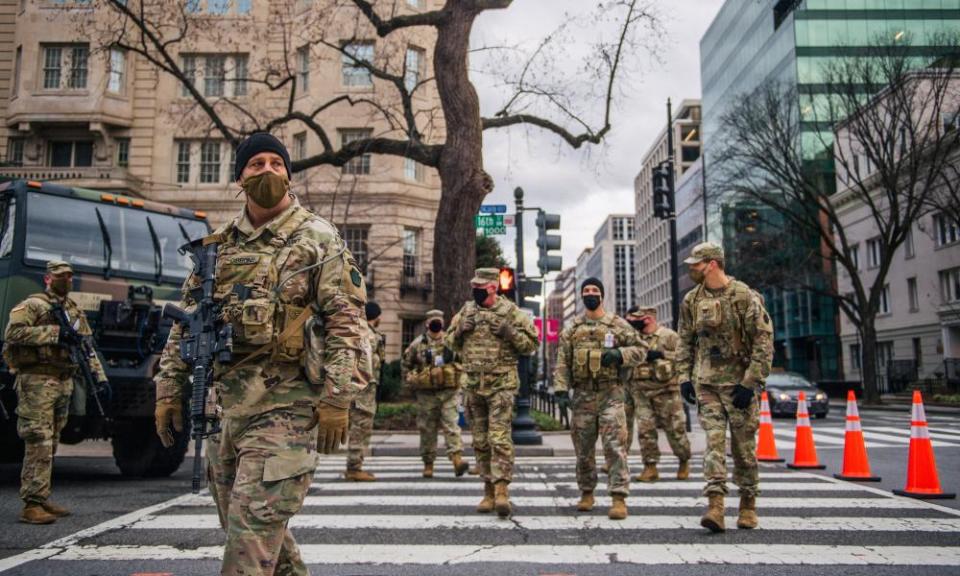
left=459, top=299, right=519, bottom=376
left=691, top=280, right=758, bottom=369
left=3, top=292, right=77, bottom=372
left=409, top=335, right=459, bottom=390
left=568, top=316, right=621, bottom=386
left=632, top=327, right=676, bottom=390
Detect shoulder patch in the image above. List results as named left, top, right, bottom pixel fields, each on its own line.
left=350, top=268, right=363, bottom=288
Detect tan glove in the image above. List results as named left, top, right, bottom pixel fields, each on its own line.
left=315, top=402, right=349, bottom=454
left=155, top=397, right=183, bottom=449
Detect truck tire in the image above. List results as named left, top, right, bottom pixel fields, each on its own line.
left=112, top=417, right=190, bottom=477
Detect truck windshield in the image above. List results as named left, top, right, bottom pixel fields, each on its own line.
left=24, top=192, right=209, bottom=281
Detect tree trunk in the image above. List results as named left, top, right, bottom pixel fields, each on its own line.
left=860, top=319, right=881, bottom=405
left=431, top=4, right=490, bottom=319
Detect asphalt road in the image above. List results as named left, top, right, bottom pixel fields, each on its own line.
left=0, top=404, right=957, bottom=575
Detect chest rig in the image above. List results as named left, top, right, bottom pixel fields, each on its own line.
left=569, top=317, right=620, bottom=386
left=459, top=301, right=514, bottom=376
left=691, top=281, right=754, bottom=368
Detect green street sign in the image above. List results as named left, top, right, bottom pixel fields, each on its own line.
left=482, top=226, right=507, bottom=236
left=475, top=214, right=505, bottom=228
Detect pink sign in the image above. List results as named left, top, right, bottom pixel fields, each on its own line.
left=533, top=318, right=560, bottom=343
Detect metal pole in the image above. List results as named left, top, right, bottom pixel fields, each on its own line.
left=667, top=99, right=681, bottom=331
left=511, top=187, right=542, bottom=445
left=514, top=187, right=524, bottom=276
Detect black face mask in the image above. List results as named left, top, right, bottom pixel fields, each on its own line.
left=473, top=288, right=489, bottom=306
left=428, top=320, right=443, bottom=333
left=582, top=295, right=601, bottom=311
left=629, top=319, right=647, bottom=331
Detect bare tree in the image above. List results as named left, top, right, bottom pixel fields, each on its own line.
left=77, top=0, right=660, bottom=317
left=713, top=38, right=960, bottom=404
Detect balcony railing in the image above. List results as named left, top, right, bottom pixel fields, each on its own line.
left=400, top=271, right=432, bottom=300
left=0, top=166, right=143, bottom=192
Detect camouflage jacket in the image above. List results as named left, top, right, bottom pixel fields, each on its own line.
left=676, top=278, right=774, bottom=390
left=553, top=312, right=648, bottom=393
left=2, top=290, right=107, bottom=379
left=446, top=296, right=537, bottom=392
left=402, top=331, right=461, bottom=390
left=154, top=198, right=367, bottom=416
left=368, top=324, right=386, bottom=387
left=629, top=325, right=680, bottom=392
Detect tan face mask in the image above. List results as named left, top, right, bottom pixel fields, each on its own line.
left=243, top=172, right=289, bottom=209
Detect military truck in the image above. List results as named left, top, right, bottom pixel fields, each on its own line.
left=0, top=179, right=210, bottom=477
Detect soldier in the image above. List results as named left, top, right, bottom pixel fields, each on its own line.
left=676, top=241, right=773, bottom=533
left=447, top=268, right=537, bottom=518
left=154, top=132, right=367, bottom=575
left=402, top=309, right=469, bottom=478
left=3, top=260, right=108, bottom=524
left=553, top=278, right=649, bottom=520
left=345, top=301, right=387, bottom=481
left=624, top=305, right=691, bottom=483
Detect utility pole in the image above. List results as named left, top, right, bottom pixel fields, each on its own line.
left=666, top=98, right=681, bottom=330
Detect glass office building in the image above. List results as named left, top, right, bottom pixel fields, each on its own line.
left=700, top=0, right=960, bottom=381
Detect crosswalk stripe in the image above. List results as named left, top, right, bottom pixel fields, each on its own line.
left=307, top=481, right=865, bottom=492
left=873, top=426, right=960, bottom=442
left=129, top=514, right=960, bottom=532
left=51, top=544, right=960, bottom=565
left=285, top=496, right=932, bottom=508
left=310, top=471, right=810, bottom=481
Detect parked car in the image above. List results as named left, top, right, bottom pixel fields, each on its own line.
left=765, top=372, right=829, bottom=418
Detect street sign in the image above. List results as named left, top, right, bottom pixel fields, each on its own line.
left=503, top=214, right=515, bottom=227
left=474, top=214, right=504, bottom=228
left=479, top=204, right=508, bottom=214
left=481, top=226, right=507, bottom=236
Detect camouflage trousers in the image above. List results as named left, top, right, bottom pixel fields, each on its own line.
left=571, top=385, right=629, bottom=496
left=347, top=385, right=377, bottom=471
left=416, top=389, right=463, bottom=463
left=697, top=383, right=760, bottom=498
left=465, top=388, right=514, bottom=483
left=207, top=404, right=319, bottom=576
left=627, top=386, right=691, bottom=464
left=15, top=373, right=72, bottom=504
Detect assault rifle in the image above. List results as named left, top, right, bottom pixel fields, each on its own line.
left=51, top=304, right=108, bottom=417
left=161, top=238, right=233, bottom=494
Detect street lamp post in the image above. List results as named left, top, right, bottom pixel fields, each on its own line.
left=511, top=186, right=542, bottom=445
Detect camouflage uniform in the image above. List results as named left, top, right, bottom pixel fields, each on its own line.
left=3, top=261, right=107, bottom=508
left=553, top=313, right=646, bottom=497
left=677, top=249, right=774, bottom=501
left=347, top=323, right=385, bottom=472
left=447, top=293, right=537, bottom=485
left=627, top=325, right=691, bottom=465
left=155, top=197, right=366, bottom=576
left=403, top=321, right=463, bottom=464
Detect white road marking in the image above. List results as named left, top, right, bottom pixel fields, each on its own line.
left=307, top=481, right=864, bottom=492
left=310, top=471, right=807, bottom=481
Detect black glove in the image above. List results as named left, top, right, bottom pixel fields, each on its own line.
left=424, top=349, right=434, bottom=365
left=680, top=381, right=696, bottom=405
left=732, top=384, right=755, bottom=410
left=600, top=348, right=623, bottom=367
left=57, top=326, right=80, bottom=347
left=442, top=347, right=454, bottom=364
left=645, top=349, right=664, bottom=362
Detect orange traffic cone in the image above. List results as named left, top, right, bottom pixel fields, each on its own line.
left=833, top=390, right=881, bottom=482
left=893, top=391, right=956, bottom=499
left=786, top=391, right=825, bottom=469
left=756, top=391, right=784, bottom=462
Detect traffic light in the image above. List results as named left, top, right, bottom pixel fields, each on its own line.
left=652, top=160, right=674, bottom=219
left=518, top=278, right=542, bottom=313
left=536, top=212, right=562, bottom=275
left=498, top=266, right=517, bottom=302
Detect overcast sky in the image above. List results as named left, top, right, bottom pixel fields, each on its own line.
left=469, top=0, right=726, bottom=285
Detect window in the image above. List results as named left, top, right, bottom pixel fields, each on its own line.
left=908, top=277, right=918, bottom=312
left=934, top=213, right=959, bottom=247
left=877, top=341, right=894, bottom=370
left=49, top=141, right=92, bottom=167
left=904, top=225, right=915, bottom=259
left=293, top=132, right=306, bottom=180
left=404, top=157, right=423, bottom=182
left=233, top=54, right=248, bottom=96
left=913, top=337, right=922, bottom=369
left=940, top=267, right=960, bottom=304
left=12, top=46, right=21, bottom=97
left=403, top=228, right=418, bottom=278
left=204, top=55, right=226, bottom=97
left=116, top=138, right=130, bottom=168
left=342, top=42, right=374, bottom=87
left=108, top=48, right=125, bottom=94
left=297, top=46, right=310, bottom=93
left=401, top=318, right=419, bottom=352
left=404, top=46, right=424, bottom=92
left=186, top=0, right=250, bottom=14
left=849, top=243, right=859, bottom=270
left=42, top=46, right=62, bottom=89
left=849, top=343, right=861, bottom=371
left=181, top=55, right=197, bottom=97
left=68, top=46, right=89, bottom=89
left=340, top=129, right=372, bottom=175
left=342, top=226, right=368, bottom=272
left=0, top=196, right=15, bottom=259
left=181, top=54, right=246, bottom=97
left=406, top=0, right=424, bottom=8
left=879, top=284, right=890, bottom=315
left=6, top=138, right=24, bottom=166
left=176, top=141, right=191, bottom=183
left=866, top=237, right=882, bottom=269
left=200, top=141, right=221, bottom=183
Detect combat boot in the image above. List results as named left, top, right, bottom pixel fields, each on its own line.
left=600, top=463, right=610, bottom=475
left=422, top=462, right=434, bottom=478
left=344, top=469, right=376, bottom=482
left=451, top=453, right=469, bottom=477
left=607, top=495, right=628, bottom=520
left=634, top=463, right=659, bottom=483
left=477, top=482, right=495, bottom=513
left=41, top=500, right=71, bottom=517
left=19, top=504, right=56, bottom=525
left=700, top=494, right=726, bottom=533
left=468, top=464, right=480, bottom=475
left=676, top=460, right=690, bottom=480
left=494, top=481, right=511, bottom=518
left=737, top=495, right=758, bottom=529
left=576, top=491, right=594, bottom=512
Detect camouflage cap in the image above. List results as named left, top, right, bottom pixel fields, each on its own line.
left=425, top=309, right=444, bottom=320
left=470, top=267, right=500, bottom=286
left=638, top=306, right=657, bottom=316
left=683, top=241, right=724, bottom=265
left=46, top=260, right=73, bottom=275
